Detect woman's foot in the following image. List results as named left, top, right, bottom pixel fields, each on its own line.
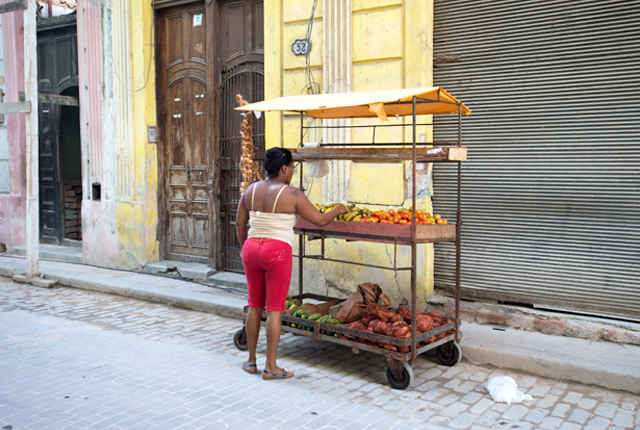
left=262, top=368, right=294, bottom=380
left=242, top=362, right=257, bottom=374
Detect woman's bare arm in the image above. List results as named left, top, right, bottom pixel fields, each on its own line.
left=291, top=187, right=346, bottom=226
left=235, top=187, right=251, bottom=247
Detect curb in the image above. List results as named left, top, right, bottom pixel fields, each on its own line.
left=0, top=257, right=246, bottom=320
left=461, top=337, right=640, bottom=395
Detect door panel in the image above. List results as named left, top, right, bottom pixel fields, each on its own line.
left=219, top=0, right=264, bottom=272
left=158, top=4, right=211, bottom=262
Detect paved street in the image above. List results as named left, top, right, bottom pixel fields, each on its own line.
left=1, top=276, right=639, bottom=430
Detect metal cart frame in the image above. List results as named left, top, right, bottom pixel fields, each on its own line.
left=234, top=91, right=467, bottom=390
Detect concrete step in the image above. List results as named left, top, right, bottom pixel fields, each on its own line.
left=143, top=260, right=247, bottom=290
left=12, top=245, right=83, bottom=264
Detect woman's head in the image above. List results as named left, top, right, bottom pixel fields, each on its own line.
left=264, top=147, right=294, bottom=182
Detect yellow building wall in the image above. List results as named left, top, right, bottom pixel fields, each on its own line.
left=264, top=0, right=435, bottom=309
left=115, top=0, right=159, bottom=269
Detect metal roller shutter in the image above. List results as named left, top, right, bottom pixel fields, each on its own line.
left=432, top=0, right=640, bottom=320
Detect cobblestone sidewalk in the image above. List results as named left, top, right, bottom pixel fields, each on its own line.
left=1, top=277, right=638, bottom=430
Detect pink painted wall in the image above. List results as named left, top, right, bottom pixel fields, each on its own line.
left=77, top=0, right=118, bottom=267
left=0, top=11, right=26, bottom=252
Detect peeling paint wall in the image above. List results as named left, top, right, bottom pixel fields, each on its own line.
left=77, top=0, right=119, bottom=267
left=112, top=0, right=158, bottom=269
left=0, top=11, right=27, bottom=252
left=265, top=0, right=435, bottom=308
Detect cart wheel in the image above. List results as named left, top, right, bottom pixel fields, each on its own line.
left=386, top=361, right=414, bottom=390
left=436, top=341, right=462, bottom=366
left=233, top=328, right=248, bottom=351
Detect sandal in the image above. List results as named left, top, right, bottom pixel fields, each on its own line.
left=242, top=363, right=257, bottom=374
left=262, top=369, right=294, bottom=380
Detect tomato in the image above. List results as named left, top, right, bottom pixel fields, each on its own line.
left=417, top=213, right=425, bottom=222
left=380, top=219, right=389, bottom=224
left=361, top=216, right=370, bottom=223
left=434, top=214, right=442, bottom=221
left=400, top=211, right=410, bottom=220
left=387, top=209, right=396, bottom=217
left=370, top=217, right=379, bottom=223
left=398, top=219, right=408, bottom=225
left=425, top=213, right=431, bottom=218
left=437, top=218, right=448, bottom=225
left=427, top=218, right=436, bottom=224
left=415, top=209, right=424, bottom=217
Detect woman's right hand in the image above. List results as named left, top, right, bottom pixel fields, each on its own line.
left=332, top=204, right=348, bottom=216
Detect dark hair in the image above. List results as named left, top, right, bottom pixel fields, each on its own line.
left=264, top=147, right=293, bottom=179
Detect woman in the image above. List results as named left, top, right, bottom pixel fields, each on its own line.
left=235, top=147, right=346, bottom=380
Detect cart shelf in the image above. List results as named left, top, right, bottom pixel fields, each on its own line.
left=295, top=218, right=456, bottom=244
left=288, top=146, right=467, bottom=162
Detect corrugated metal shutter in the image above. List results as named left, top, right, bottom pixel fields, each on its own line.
left=432, top=0, right=640, bottom=320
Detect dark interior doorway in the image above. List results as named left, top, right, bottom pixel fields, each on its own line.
left=59, top=86, right=82, bottom=241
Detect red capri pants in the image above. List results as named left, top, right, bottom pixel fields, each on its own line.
left=242, top=238, right=292, bottom=312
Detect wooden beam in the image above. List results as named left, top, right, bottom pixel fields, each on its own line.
left=0, top=0, right=26, bottom=14
left=39, top=94, right=80, bottom=106
left=0, top=101, right=31, bottom=114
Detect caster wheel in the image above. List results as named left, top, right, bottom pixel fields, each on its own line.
left=386, top=361, right=414, bottom=390
left=436, top=341, right=462, bottom=366
left=233, top=328, right=248, bottom=351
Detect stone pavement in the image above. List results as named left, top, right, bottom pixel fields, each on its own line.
left=1, top=255, right=639, bottom=395
left=1, top=278, right=639, bottom=430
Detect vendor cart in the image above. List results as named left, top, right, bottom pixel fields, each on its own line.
left=233, top=88, right=470, bottom=390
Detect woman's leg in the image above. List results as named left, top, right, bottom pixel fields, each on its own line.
left=264, top=311, right=283, bottom=373
left=246, top=307, right=263, bottom=365
left=241, top=239, right=266, bottom=367
left=261, top=240, right=293, bottom=375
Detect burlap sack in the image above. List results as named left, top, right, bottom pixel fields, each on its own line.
left=357, top=282, right=380, bottom=305
left=335, top=291, right=366, bottom=324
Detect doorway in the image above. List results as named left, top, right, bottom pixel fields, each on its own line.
left=155, top=0, right=264, bottom=271
left=37, top=15, right=81, bottom=245
left=156, top=2, right=213, bottom=264
left=219, top=0, right=265, bottom=272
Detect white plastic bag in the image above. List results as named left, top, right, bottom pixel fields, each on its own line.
left=304, top=142, right=330, bottom=179
left=485, top=376, right=533, bottom=405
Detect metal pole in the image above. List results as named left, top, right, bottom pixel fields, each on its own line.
left=411, top=96, right=417, bottom=360
left=24, top=0, right=39, bottom=279
left=298, top=112, right=304, bottom=300
left=455, top=103, right=462, bottom=343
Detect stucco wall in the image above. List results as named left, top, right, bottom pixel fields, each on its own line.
left=0, top=17, right=8, bottom=194
left=0, top=11, right=26, bottom=252
left=264, top=0, right=436, bottom=308
left=113, top=0, right=158, bottom=269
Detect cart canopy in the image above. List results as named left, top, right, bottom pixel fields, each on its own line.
left=235, top=87, right=470, bottom=120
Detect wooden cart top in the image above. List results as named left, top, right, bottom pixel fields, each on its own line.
left=235, top=87, right=471, bottom=119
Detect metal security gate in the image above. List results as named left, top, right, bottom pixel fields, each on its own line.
left=432, top=0, right=640, bottom=319
left=220, top=63, right=265, bottom=272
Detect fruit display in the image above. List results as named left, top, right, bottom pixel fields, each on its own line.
left=343, top=303, right=454, bottom=353
left=315, top=203, right=373, bottom=222
left=315, top=203, right=447, bottom=225
left=361, top=208, right=448, bottom=225
left=289, top=308, right=343, bottom=336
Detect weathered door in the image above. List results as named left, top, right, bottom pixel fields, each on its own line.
left=156, top=3, right=213, bottom=263
left=219, top=0, right=264, bottom=272
left=37, top=16, right=79, bottom=244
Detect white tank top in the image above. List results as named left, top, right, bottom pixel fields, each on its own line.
left=247, top=184, right=299, bottom=247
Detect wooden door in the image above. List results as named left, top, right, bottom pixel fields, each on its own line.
left=156, top=3, right=214, bottom=263
left=219, top=0, right=264, bottom=272
left=37, top=18, right=79, bottom=245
